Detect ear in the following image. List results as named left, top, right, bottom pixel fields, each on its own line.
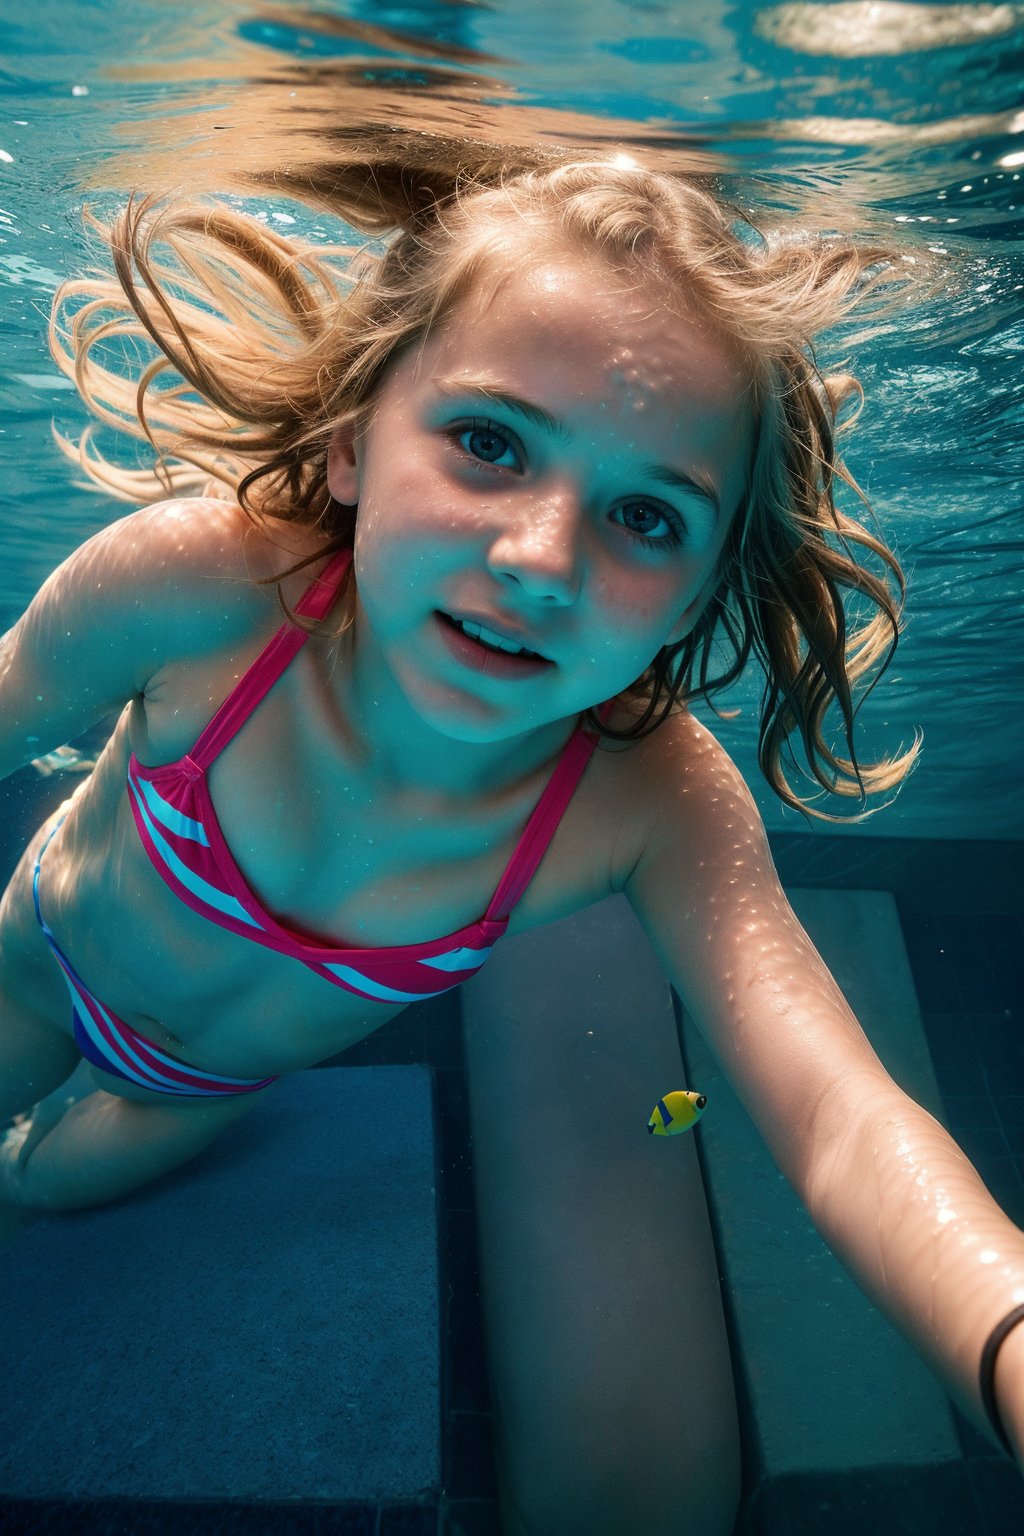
left=326, top=421, right=360, bottom=505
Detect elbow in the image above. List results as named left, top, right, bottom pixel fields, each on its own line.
left=799, top=1069, right=956, bottom=1231
left=796, top=1067, right=906, bottom=1218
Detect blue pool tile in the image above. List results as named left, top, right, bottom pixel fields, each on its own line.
left=966, top=1455, right=1024, bottom=1535
left=944, top=1094, right=1000, bottom=1130
left=902, top=913, right=967, bottom=996
left=905, top=947, right=968, bottom=1013
left=924, top=1032, right=988, bottom=1097
left=448, top=1415, right=498, bottom=1501
left=963, top=967, right=1007, bottom=1014
left=950, top=1401, right=995, bottom=1460
left=953, top=1124, right=1013, bottom=1164
left=0, top=1504, right=380, bottom=1535
left=938, top=922, right=1006, bottom=1010
left=999, top=1122, right=1024, bottom=1156
left=742, top=1463, right=984, bottom=1534
left=443, top=1500, right=500, bottom=1535
left=975, top=1155, right=1024, bottom=1225
left=378, top=1503, right=439, bottom=1535
left=441, top=1144, right=475, bottom=1214
left=906, top=914, right=1021, bottom=1013
left=983, top=921, right=1024, bottom=1016
left=981, top=1066, right=1024, bottom=1105
left=996, top=1095, right=1024, bottom=1128
left=971, top=1012, right=1024, bottom=1062
left=444, top=1302, right=490, bottom=1416
left=922, top=1012, right=974, bottom=1053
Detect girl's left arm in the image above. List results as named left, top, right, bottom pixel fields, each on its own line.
left=624, top=715, right=1024, bottom=1461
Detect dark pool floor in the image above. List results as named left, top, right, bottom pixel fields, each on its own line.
left=1, top=771, right=1022, bottom=1534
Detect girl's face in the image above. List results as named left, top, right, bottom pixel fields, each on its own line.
left=328, top=251, right=755, bottom=744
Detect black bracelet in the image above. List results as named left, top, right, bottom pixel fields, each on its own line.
left=979, top=1302, right=1024, bottom=1458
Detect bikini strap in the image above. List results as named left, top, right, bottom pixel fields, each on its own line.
left=485, top=699, right=618, bottom=923
left=187, top=547, right=353, bottom=770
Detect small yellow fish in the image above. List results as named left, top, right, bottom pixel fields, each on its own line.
left=647, top=1090, right=707, bottom=1137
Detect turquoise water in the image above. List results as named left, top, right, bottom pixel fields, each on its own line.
left=1, top=8, right=1023, bottom=1534
left=2, top=0, right=1021, bottom=839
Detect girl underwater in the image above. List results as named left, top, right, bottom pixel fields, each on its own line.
left=1, top=148, right=1022, bottom=1534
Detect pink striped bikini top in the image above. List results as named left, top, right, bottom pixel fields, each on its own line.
left=126, top=548, right=611, bottom=1007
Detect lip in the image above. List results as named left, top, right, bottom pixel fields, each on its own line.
left=434, top=611, right=554, bottom=680
left=446, top=608, right=550, bottom=660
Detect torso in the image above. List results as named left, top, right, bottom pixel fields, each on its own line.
left=5, top=506, right=685, bottom=1100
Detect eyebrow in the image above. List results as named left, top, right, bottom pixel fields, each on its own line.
left=432, top=376, right=721, bottom=520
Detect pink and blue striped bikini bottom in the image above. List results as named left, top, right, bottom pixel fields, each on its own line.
left=32, top=815, right=279, bottom=1099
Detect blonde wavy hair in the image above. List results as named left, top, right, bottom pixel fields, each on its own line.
left=50, top=144, right=930, bottom=821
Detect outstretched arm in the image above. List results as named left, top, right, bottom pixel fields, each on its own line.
left=624, top=712, right=1024, bottom=1461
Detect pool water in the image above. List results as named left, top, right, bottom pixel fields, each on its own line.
left=1, top=3, right=1022, bottom=1533
left=3, top=0, right=1023, bottom=840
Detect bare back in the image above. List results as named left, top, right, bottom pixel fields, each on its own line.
left=2, top=500, right=659, bottom=1099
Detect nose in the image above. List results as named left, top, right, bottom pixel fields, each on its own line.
left=486, top=484, right=585, bottom=605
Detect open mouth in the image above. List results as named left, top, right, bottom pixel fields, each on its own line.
left=435, top=612, right=554, bottom=678
left=437, top=611, right=549, bottom=662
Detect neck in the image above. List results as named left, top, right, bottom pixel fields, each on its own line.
left=323, top=606, right=581, bottom=804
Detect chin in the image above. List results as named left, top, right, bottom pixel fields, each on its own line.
left=407, top=685, right=557, bottom=745
left=418, top=706, right=536, bottom=745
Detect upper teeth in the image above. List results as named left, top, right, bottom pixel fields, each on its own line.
left=457, top=618, right=535, bottom=657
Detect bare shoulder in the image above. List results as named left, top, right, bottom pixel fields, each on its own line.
left=0, top=498, right=332, bottom=780
left=14, top=496, right=339, bottom=682
left=77, top=497, right=335, bottom=663
left=618, top=705, right=790, bottom=1011
left=617, top=703, right=769, bottom=888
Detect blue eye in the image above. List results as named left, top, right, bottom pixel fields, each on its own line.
left=450, top=419, right=521, bottom=470
left=614, top=500, right=684, bottom=548
left=446, top=420, right=684, bottom=549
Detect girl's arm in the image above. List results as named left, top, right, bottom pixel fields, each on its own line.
left=0, top=498, right=253, bottom=783
left=624, top=711, right=1024, bottom=1460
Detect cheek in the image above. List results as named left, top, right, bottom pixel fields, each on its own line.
left=353, top=463, right=427, bottom=563
left=592, top=566, right=696, bottom=635
left=362, top=449, right=475, bottom=534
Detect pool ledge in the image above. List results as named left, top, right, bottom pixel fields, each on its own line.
left=0, top=1064, right=442, bottom=1510
left=679, top=887, right=981, bottom=1533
